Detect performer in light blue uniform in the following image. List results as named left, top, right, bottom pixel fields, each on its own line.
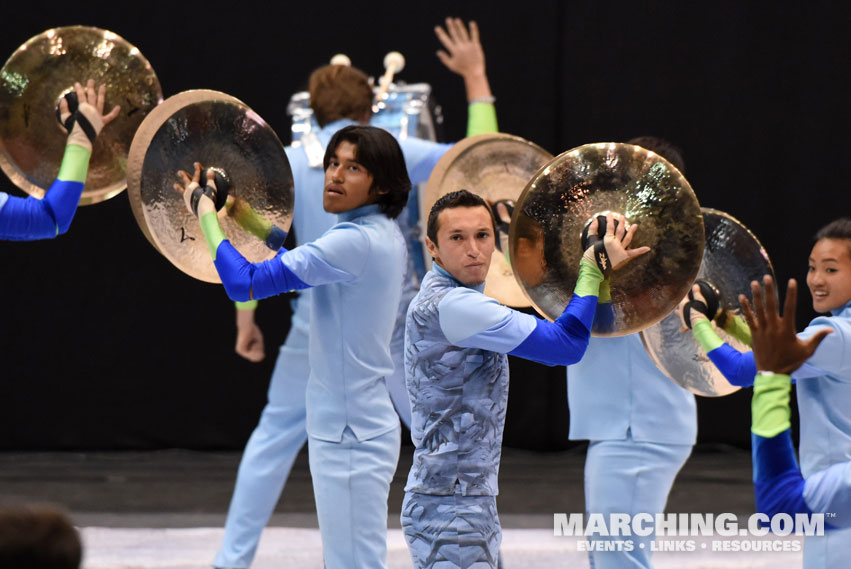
left=684, top=218, right=851, bottom=568
left=403, top=191, right=650, bottom=568
left=215, top=18, right=498, bottom=569
left=0, top=80, right=119, bottom=241
left=179, top=125, right=415, bottom=568
left=564, top=137, right=696, bottom=569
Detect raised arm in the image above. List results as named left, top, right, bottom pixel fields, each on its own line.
left=442, top=213, right=649, bottom=366
left=176, top=164, right=364, bottom=302
left=0, top=80, right=120, bottom=241
left=435, top=18, right=497, bottom=137
left=741, top=277, right=839, bottom=524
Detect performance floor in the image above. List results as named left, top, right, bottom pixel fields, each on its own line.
left=0, top=444, right=805, bottom=568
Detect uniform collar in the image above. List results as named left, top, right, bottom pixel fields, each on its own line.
left=339, top=203, right=382, bottom=222
left=432, top=263, right=486, bottom=293
left=831, top=300, right=851, bottom=317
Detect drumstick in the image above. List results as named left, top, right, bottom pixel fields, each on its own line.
left=373, top=51, right=405, bottom=110
left=330, top=53, right=351, bottom=66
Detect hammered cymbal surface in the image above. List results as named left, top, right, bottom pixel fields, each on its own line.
left=0, top=26, right=161, bottom=204
left=127, top=90, right=293, bottom=283
left=640, top=208, right=773, bottom=396
left=509, top=142, right=704, bottom=336
left=424, top=133, right=553, bottom=307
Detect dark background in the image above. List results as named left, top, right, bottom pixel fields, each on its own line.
left=1, top=1, right=849, bottom=450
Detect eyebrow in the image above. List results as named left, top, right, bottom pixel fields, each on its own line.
left=810, top=257, right=839, bottom=263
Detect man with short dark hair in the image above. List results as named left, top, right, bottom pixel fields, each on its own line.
left=178, top=125, right=412, bottom=569
left=402, top=190, right=649, bottom=568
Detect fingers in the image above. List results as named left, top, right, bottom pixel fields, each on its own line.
left=435, top=50, right=451, bottom=68
left=102, top=104, right=121, bottom=125
left=750, top=280, right=768, bottom=330
left=803, top=328, right=833, bottom=358
left=447, top=17, right=470, bottom=43
left=586, top=218, right=599, bottom=242
left=192, top=162, right=202, bottom=183
left=176, top=169, right=192, bottom=185
left=625, top=246, right=651, bottom=259
left=762, top=275, right=779, bottom=324
left=58, top=96, right=69, bottom=120
left=782, top=278, right=798, bottom=332
left=74, top=81, right=86, bottom=104
left=614, top=213, right=626, bottom=240
left=95, top=83, right=106, bottom=113
left=434, top=24, right=453, bottom=51
left=206, top=168, right=217, bottom=191
left=621, top=222, right=638, bottom=249
left=739, top=293, right=757, bottom=331
left=469, top=20, right=480, bottom=45
left=86, top=79, right=96, bottom=106
left=605, top=212, right=615, bottom=237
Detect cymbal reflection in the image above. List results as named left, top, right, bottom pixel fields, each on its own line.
left=510, top=142, right=704, bottom=336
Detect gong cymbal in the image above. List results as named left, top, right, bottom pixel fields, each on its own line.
left=423, top=133, right=553, bottom=307
left=127, top=90, right=293, bottom=283
left=639, top=208, right=773, bottom=396
left=509, top=142, right=704, bottom=336
left=0, top=26, right=162, bottom=204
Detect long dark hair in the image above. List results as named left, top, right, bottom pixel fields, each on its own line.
left=324, top=125, right=411, bottom=219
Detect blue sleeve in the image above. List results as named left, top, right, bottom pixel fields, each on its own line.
left=706, top=344, right=757, bottom=387
left=804, top=461, right=851, bottom=528
left=510, top=294, right=598, bottom=366
left=213, top=221, right=367, bottom=301
left=0, top=179, right=83, bottom=241
left=752, top=430, right=812, bottom=522
left=214, top=241, right=310, bottom=302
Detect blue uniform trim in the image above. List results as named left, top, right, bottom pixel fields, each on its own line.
left=752, top=430, right=812, bottom=523
left=511, top=294, right=597, bottom=366
left=707, top=344, right=757, bottom=387
left=0, top=179, right=83, bottom=240
left=214, top=241, right=309, bottom=301
left=264, top=225, right=287, bottom=251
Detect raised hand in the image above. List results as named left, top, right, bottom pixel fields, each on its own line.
left=740, top=276, right=831, bottom=374
left=59, top=79, right=121, bottom=150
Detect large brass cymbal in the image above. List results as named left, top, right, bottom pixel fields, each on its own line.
left=127, top=90, right=293, bottom=283
left=509, top=142, right=704, bottom=336
left=640, top=208, right=773, bottom=396
left=0, top=26, right=162, bottom=204
left=424, top=133, right=553, bottom=307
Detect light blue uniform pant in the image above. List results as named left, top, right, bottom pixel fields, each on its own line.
left=213, top=312, right=311, bottom=568
left=310, top=425, right=401, bottom=569
left=804, top=528, right=851, bottom=569
left=584, top=433, right=692, bottom=569
left=401, top=490, right=501, bottom=568
left=214, top=299, right=412, bottom=568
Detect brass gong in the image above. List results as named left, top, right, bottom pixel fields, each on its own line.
left=0, top=26, right=162, bottom=204
left=509, top=142, right=704, bottom=336
left=640, top=208, right=774, bottom=396
left=127, top=90, right=293, bottom=283
left=423, top=133, right=553, bottom=307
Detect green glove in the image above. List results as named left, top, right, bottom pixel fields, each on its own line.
left=751, top=372, right=792, bottom=438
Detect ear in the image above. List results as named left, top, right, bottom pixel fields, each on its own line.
left=425, top=236, right=439, bottom=262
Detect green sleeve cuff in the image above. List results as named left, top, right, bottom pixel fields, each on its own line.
left=235, top=300, right=258, bottom=310
left=227, top=199, right=274, bottom=242
left=693, top=319, right=724, bottom=352
left=200, top=211, right=226, bottom=259
left=57, top=144, right=92, bottom=183
left=575, top=258, right=605, bottom=297
left=724, top=314, right=752, bottom=347
left=466, top=102, right=498, bottom=137
left=598, top=278, right=612, bottom=304
left=751, top=373, right=792, bottom=438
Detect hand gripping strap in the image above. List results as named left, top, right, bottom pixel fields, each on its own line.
left=55, top=92, right=97, bottom=144
left=190, top=185, right=218, bottom=217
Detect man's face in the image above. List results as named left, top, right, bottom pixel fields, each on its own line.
left=323, top=141, right=380, bottom=213
left=426, top=206, right=495, bottom=287
left=807, top=238, right=851, bottom=313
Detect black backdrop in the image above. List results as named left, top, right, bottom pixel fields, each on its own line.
left=1, top=1, right=849, bottom=450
